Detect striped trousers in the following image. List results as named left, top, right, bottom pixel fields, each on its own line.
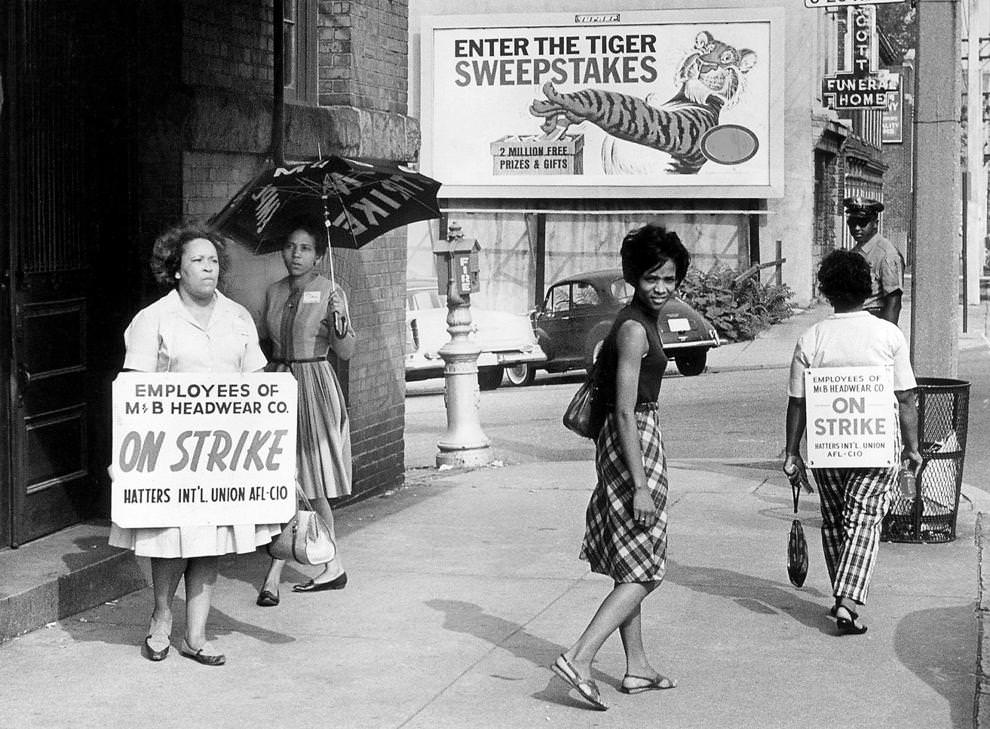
left=811, top=466, right=897, bottom=605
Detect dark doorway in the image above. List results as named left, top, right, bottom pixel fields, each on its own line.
left=1, top=1, right=137, bottom=546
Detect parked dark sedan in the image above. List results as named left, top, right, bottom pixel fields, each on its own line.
left=505, top=269, right=720, bottom=385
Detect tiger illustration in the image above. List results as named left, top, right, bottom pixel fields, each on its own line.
left=529, top=31, right=757, bottom=175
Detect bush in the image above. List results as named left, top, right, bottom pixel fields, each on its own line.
left=679, top=264, right=794, bottom=343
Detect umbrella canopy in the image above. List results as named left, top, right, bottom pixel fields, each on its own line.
left=209, top=156, right=442, bottom=255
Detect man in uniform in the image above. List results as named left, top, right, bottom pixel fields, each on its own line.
left=843, top=197, right=904, bottom=325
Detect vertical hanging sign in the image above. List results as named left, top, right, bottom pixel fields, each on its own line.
left=881, top=71, right=903, bottom=143
left=851, top=6, right=873, bottom=76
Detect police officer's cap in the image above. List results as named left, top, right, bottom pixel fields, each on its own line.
left=843, top=197, right=884, bottom=219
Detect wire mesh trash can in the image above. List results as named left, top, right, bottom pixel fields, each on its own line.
left=882, top=378, right=970, bottom=543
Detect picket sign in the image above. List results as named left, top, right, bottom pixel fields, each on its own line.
left=804, top=366, right=898, bottom=468
left=110, top=372, right=298, bottom=528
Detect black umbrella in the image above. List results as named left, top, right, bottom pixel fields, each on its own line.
left=209, top=156, right=442, bottom=285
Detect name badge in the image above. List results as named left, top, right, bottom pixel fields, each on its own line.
left=302, top=291, right=322, bottom=304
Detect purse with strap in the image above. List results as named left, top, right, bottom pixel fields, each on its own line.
left=786, top=465, right=809, bottom=588
left=562, top=360, right=608, bottom=440
left=267, top=482, right=336, bottom=565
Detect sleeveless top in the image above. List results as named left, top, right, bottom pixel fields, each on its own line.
left=597, top=297, right=667, bottom=407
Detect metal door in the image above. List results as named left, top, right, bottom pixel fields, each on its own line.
left=1, top=1, right=131, bottom=546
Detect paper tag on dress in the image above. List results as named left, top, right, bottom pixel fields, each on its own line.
left=302, top=290, right=322, bottom=304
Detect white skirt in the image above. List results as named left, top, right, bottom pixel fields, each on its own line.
left=108, top=523, right=281, bottom=559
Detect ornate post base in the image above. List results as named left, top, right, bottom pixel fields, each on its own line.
left=436, top=294, right=493, bottom=468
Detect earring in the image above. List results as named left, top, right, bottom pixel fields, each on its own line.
left=174, top=272, right=181, bottom=279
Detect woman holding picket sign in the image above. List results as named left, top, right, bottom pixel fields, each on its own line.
left=784, top=249, right=922, bottom=636
left=109, top=224, right=278, bottom=665
left=255, top=220, right=355, bottom=606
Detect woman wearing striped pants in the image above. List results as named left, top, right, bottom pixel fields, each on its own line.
left=784, top=249, right=921, bottom=635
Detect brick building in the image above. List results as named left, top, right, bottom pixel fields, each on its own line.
left=0, top=0, right=417, bottom=582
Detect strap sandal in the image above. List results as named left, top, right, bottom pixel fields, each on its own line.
left=620, top=673, right=677, bottom=693
left=835, top=606, right=868, bottom=636
left=550, top=654, right=608, bottom=711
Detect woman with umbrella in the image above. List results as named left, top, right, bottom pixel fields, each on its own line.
left=255, top=219, right=355, bottom=605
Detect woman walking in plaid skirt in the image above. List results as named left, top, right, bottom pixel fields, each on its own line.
left=551, top=225, right=685, bottom=711
left=784, top=250, right=921, bottom=635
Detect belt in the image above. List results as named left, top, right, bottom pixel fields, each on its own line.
left=272, top=356, right=325, bottom=365
left=605, top=402, right=659, bottom=412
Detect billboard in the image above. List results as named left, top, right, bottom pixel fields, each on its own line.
left=420, top=9, right=784, bottom=198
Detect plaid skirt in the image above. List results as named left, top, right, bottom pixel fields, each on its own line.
left=580, top=407, right=668, bottom=583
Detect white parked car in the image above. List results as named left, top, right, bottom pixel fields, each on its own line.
left=405, top=280, right=546, bottom=390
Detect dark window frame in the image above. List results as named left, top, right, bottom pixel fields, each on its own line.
left=283, top=0, right=318, bottom=105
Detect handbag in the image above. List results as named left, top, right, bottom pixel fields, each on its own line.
left=786, top=465, right=809, bottom=588
left=562, top=361, right=607, bottom=440
left=267, top=482, right=336, bottom=565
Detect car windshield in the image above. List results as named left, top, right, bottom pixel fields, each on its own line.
left=611, top=278, right=633, bottom=304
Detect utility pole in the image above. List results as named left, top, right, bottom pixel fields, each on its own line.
left=911, top=0, right=961, bottom=377
left=965, top=0, right=985, bottom=315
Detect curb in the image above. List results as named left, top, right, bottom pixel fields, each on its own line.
left=0, top=522, right=148, bottom=644
left=977, top=512, right=990, bottom=729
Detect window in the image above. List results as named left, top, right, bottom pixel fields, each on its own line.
left=611, top=279, right=633, bottom=303
left=282, top=0, right=317, bottom=104
left=549, top=286, right=570, bottom=313
left=572, top=282, right=600, bottom=308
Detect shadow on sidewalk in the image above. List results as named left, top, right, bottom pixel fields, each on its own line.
left=424, top=598, right=603, bottom=711
left=893, top=602, right=977, bottom=729
left=666, top=560, right=834, bottom=633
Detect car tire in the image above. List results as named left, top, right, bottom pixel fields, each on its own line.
left=675, top=350, right=707, bottom=377
left=504, top=363, right=536, bottom=387
left=478, top=366, right=504, bottom=391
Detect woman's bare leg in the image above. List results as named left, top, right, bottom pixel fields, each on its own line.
left=183, top=556, right=218, bottom=649
left=309, top=495, right=344, bottom=583
left=260, top=557, right=286, bottom=594
left=618, top=599, right=674, bottom=686
left=148, top=557, right=185, bottom=650
left=563, top=581, right=656, bottom=679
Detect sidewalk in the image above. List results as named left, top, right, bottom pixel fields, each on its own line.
left=0, top=300, right=987, bottom=728
left=1, top=460, right=988, bottom=728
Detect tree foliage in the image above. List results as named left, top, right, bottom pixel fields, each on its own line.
left=678, top=265, right=794, bottom=343
left=877, top=3, right=917, bottom=60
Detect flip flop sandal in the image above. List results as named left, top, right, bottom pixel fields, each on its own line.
left=620, top=673, right=677, bottom=694
left=550, top=654, right=608, bottom=711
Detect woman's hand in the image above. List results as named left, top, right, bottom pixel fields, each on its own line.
left=783, top=453, right=813, bottom=493
left=329, top=289, right=349, bottom=338
left=632, top=487, right=657, bottom=528
left=901, top=447, right=923, bottom=475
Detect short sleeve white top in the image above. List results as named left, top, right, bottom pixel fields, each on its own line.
left=787, top=311, right=916, bottom=398
left=123, top=289, right=267, bottom=374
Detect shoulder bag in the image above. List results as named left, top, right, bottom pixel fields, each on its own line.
left=267, top=482, right=336, bottom=565
left=562, top=360, right=608, bottom=440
